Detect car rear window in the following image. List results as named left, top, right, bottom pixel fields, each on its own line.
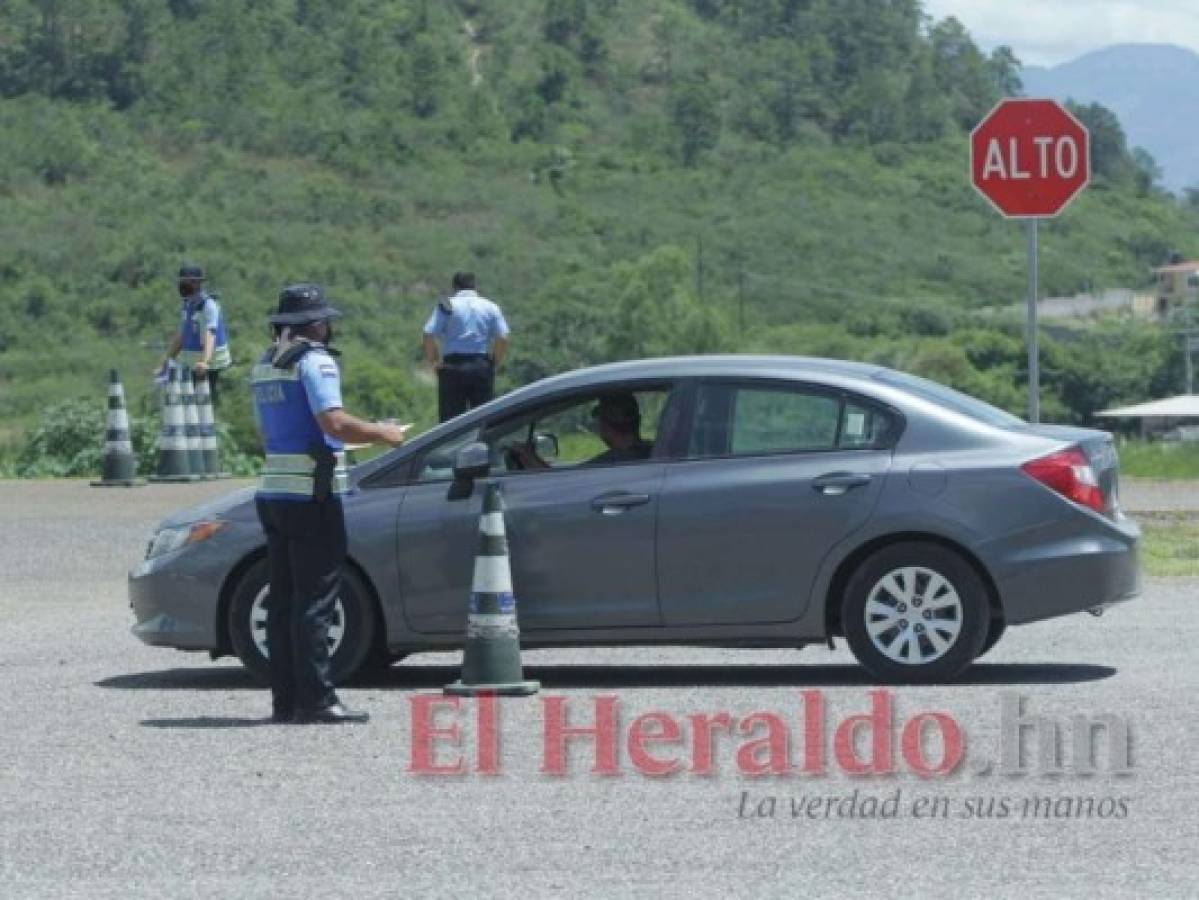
left=875, top=370, right=1025, bottom=429
left=688, top=383, right=897, bottom=458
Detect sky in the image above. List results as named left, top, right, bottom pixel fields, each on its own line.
left=921, top=0, right=1199, bottom=67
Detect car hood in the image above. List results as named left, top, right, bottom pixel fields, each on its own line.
left=154, top=453, right=400, bottom=529
left=158, top=486, right=257, bottom=528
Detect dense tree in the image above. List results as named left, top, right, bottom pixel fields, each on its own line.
left=668, top=75, right=721, bottom=165
left=929, top=17, right=1001, bottom=130
left=1069, top=101, right=1133, bottom=183
left=1131, top=148, right=1164, bottom=197
left=604, top=247, right=731, bottom=359
left=986, top=46, right=1022, bottom=98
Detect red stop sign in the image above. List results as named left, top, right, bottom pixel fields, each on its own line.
left=970, top=98, right=1090, bottom=218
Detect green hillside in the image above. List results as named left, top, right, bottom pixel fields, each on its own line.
left=1, top=0, right=1195, bottom=468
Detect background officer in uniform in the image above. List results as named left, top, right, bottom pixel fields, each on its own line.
left=158, top=263, right=233, bottom=404
left=251, top=284, right=408, bottom=724
left=422, top=271, right=509, bottom=422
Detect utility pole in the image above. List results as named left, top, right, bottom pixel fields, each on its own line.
left=695, top=235, right=705, bottom=300
left=1184, top=306, right=1197, bottom=395
left=1187, top=336, right=1194, bottom=395
left=1171, top=292, right=1198, bottom=394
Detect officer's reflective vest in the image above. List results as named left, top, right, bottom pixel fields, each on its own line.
left=180, top=293, right=233, bottom=370
left=251, top=344, right=347, bottom=500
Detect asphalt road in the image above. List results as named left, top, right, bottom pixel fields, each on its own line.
left=0, top=480, right=1196, bottom=899
left=1120, top=477, right=1199, bottom=514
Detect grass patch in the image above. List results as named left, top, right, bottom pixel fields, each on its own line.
left=1117, top=440, right=1199, bottom=479
left=1138, top=514, right=1199, bottom=577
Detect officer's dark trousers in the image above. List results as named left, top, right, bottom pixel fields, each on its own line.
left=438, top=355, right=494, bottom=422
left=254, top=496, right=345, bottom=712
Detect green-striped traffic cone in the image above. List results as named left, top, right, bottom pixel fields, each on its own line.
left=149, top=365, right=199, bottom=482
left=194, top=372, right=226, bottom=478
left=445, top=482, right=539, bottom=697
left=90, top=369, right=145, bottom=487
left=180, top=366, right=205, bottom=478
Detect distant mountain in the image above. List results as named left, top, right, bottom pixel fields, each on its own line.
left=1022, top=43, right=1199, bottom=193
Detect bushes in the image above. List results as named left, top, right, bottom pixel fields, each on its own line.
left=15, top=399, right=112, bottom=478
left=12, top=397, right=258, bottom=479
left=1117, top=440, right=1199, bottom=479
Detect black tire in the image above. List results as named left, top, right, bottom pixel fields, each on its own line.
left=976, top=616, right=1007, bottom=659
left=227, top=557, right=378, bottom=686
left=842, top=542, right=990, bottom=684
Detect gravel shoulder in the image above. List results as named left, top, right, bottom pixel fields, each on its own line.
left=1120, top=477, right=1199, bottom=514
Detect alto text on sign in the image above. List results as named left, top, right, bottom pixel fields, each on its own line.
left=970, top=99, right=1090, bottom=218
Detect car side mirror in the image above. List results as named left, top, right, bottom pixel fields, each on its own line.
left=454, top=441, right=491, bottom=480
left=448, top=441, right=491, bottom=501
left=534, top=432, right=559, bottom=462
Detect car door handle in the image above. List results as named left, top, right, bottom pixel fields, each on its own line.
left=812, top=472, right=872, bottom=496
left=590, top=492, right=651, bottom=515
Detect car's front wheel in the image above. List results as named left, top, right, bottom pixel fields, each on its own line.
left=227, top=558, right=378, bottom=685
left=976, top=615, right=1007, bottom=660
left=842, top=542, right=990, bottom=684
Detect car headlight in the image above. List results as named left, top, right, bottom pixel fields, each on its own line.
left=145, top=521, right=226, bottom=560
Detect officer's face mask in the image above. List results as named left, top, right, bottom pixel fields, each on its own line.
left=178, top=281, right=197, bottom=298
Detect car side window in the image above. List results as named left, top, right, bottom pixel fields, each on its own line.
left=412, top=428, right=480, bottom=483
left=840, top=400, right=895, bottom=449
left=688, top=384, right=895, bottom=458
left=486, top=387, right=672, bottom=473
left=731, top=388, right=840, bottom=454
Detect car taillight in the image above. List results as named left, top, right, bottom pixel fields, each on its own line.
left=1021, top=446, right=1104, bottom=513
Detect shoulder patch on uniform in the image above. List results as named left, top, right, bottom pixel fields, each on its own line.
left=320, top=364, right=338, bottom=378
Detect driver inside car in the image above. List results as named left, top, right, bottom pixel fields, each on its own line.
left=508, top=393, right=654, bottom=469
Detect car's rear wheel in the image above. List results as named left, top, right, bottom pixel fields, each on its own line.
left=842, top=542, right=990, bottom=684
left=228, top=558, right=378, bottom=685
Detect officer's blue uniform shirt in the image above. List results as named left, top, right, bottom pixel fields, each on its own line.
left=423, top=290, right=509, bottom=356
left=252, top=343, right=347, bottom=500
left=179, top=292, right=232, bottom=368
left=297, top=350, right=344, bottom=424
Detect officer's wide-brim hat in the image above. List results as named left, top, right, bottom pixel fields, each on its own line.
left=269, top=282, right=342, bottom=326
left=179, top=263, right=206, bottom=280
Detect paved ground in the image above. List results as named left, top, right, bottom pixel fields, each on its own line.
left=0, top=480, right=1196, bottom=899
left=1120, top=477, right=1199, bottom=514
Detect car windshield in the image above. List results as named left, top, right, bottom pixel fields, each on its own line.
left=875, top=370, right=1026, bottom=429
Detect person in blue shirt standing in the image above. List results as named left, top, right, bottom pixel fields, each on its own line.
left=157, top=263, right=233, bottom=404
left=251, top=284, right=408, bottom=725
left=422, top=271, right=510, bottom=422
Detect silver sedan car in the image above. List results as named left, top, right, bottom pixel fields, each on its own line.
left=129, top=356, right=1139, bottom=684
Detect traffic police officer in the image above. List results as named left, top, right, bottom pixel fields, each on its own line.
left=158, top=263, right=233, bottom=404
left=422, top=271, right=510, bottom=422
left=252, top=284, right=408, bottom=724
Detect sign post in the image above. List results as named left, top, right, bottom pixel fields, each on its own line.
left=1185, top=333, right=1199, bottom=394
left=1026, top=219, right=1039, bottom=422
left=971, top=98, right=1090, bottom=422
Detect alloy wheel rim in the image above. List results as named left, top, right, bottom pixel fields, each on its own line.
left=250, top=585, right=346, bottom=660
left=864, top=566, right=963, bottom=665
